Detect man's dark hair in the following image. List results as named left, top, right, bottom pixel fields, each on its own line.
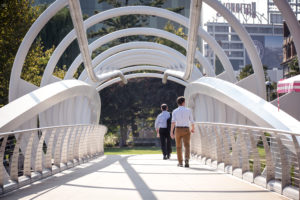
left=177, top=96, right=185, bottom=106
left=161, top=104, right=168, bottom=111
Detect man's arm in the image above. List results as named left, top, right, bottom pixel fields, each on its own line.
left=170, top=122, right=175, bottom=139
left=189, top=109, right=195, bottom=133
left=190, top=123, right=195, bottom=133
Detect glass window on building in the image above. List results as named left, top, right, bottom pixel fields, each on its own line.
left=260, top=27, right=273, bottom=34
left=207, top=26, right=214, bottom=32
left=245, top=27, right=258, bottom=33
left=231, top=35, right=241, bottom=41
left=215, top=34, right=228, bottom=41
left=230, top=51, right=244, bottom=57
left=215, top=26, right=229, bottom=32
left=230, top=43, right=243, bottom=49
left=270, top=14, right=283, bottom=24
left=230, top=59, right=244, bottom=70
left=222, top=43, right=229, bottom=49
left=274, top=27, right=283, bottom=34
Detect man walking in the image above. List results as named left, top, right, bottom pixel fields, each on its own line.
left=155, top=104, right=172, bottom=160
left=170, top=96, right=194, bottom=167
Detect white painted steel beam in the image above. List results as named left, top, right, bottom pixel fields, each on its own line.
left=67, top=0, right=127, bottom=85
left=66, top=28, right=211, bottom=81
left=68, top=0, right=98, bottom=82
left=0, top=80, right=100, bottom=132
left=65, top=42, right=186, bottom=79
left=273, top=0, right=300, bottom=71
left=163, top=0, right=202, bottom=83
left=38, top=6, right=232, bottom=88
left=9, top=0, right=68, bottom=102
left=97, top=72, right=187, bottom=91
left=185, top=77, right=300, bottom=132
left=203, top=0, right=266, bottom=99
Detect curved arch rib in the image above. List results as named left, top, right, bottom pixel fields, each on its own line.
left=9, top=0, right=68, bottom=102
left=81, top=48, right=185, bottom=82
left=66, top=41, right=187, bottom=79
left=68, top=28, right=211, bottom=81
left=163, top=0, right=202, bottom=83
left=67, top=0, right=127, bottom=85
left=185, top=77, right=300, bottom=132
left=0, top=80, right=100, bottom=132
left=203, top=0, right=266, bottom=99
left=81, top=50, right=202, bottom=84
left=97, top=72, right=187, bottom=91
left=39, top=6, right=235, bottom=88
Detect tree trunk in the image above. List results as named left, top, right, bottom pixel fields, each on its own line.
left=131, top=118, right=138, bottom=137
left=119, top=124, right=128, bottom=147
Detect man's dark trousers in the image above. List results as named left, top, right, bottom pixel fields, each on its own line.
left=159, top=128, right=172, bottom=157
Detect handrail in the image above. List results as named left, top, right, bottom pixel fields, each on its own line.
left=195, top=122, right=300, bottom=136
left=0, top=124, right=107, bottom=194
left=0, top=124, right=94, bottom=137
left=192, top=122, right=300, bottom=199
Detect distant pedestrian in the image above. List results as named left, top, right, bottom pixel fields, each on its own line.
left=170, top=96, right=194, bottom=167
left=155, top=104, right=172, bottom=160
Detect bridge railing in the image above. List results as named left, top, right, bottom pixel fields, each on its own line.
left=191, top=122, right=300, bottom=200
left=0, top=124, right=107, bottom=194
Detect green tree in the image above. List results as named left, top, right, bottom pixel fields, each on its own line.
left=38, top=6, right=80, bottom=70
left=287, top=57, right=300, bottom=77
left=238, top=64, right=268, bottom=80
left=89, top=0, right=183, bottom=55
left=155, top=21, right=187, bottom=55
left=100, top=78, right=184, bottom=147
left=0, top=0, right=55, bottom=107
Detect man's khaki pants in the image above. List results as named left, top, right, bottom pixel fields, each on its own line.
left=175, top=127, right=191, bottom=164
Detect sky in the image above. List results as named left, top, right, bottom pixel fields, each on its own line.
left=202, top=0, right=268, bottom=25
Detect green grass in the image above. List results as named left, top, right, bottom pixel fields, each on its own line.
left=104, top=146, right=176, bottom=155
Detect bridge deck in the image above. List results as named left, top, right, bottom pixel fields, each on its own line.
left=1, top=154, right=288, bottom=200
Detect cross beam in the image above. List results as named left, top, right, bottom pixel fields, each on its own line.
left=163, top=0, right=202, bottom=83
left=68, top=0, right=127, bottom=84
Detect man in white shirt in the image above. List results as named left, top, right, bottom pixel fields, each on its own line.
left=155, top=104, right=172, bottom=160
left=170, top=96, right=194, bottom=167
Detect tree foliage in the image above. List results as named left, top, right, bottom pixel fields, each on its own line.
left=38, top=6, right=80, bottom=69
left=0, top=0, right=55, bottom=107
left=287, top=57, right=300, bottom=77
left=100, top=78, right=184, bottom=146
left=238, top=64, right=268, bottom=80
left=155, top=21, right=187, bottom=55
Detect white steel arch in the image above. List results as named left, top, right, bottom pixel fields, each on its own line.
left=0, top=80, right=100, bottom=132
left=66, top=41, right=187, bottom=79
left=9, top=0, right=68, bottom=102
left=185, top=77, right=300, bottom=132
left=64, top=28, right=212, bottom=82
left=81, top=51, right=202, bottom=84
left=203, top=0, right=266, bottom=99
left=97, top=72, right=188, bottom=91
left=37, top=6, right=234, bottom=88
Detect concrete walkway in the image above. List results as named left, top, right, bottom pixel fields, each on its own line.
left=1, top=154, right=288, bottom=200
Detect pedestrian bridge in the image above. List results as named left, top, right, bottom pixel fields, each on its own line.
left=0, top=154, right=289, bottom=200
left=1, top=0, right=300, bottom=199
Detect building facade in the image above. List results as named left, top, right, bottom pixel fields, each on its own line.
left=281, top=21, right=298, bottom=78
left=204, top=22, right=283, bottom=80
left=268, top=0, right=300, bottom=24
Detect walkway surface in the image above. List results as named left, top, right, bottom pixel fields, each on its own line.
left=1, top=154, right=288, bottom=200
